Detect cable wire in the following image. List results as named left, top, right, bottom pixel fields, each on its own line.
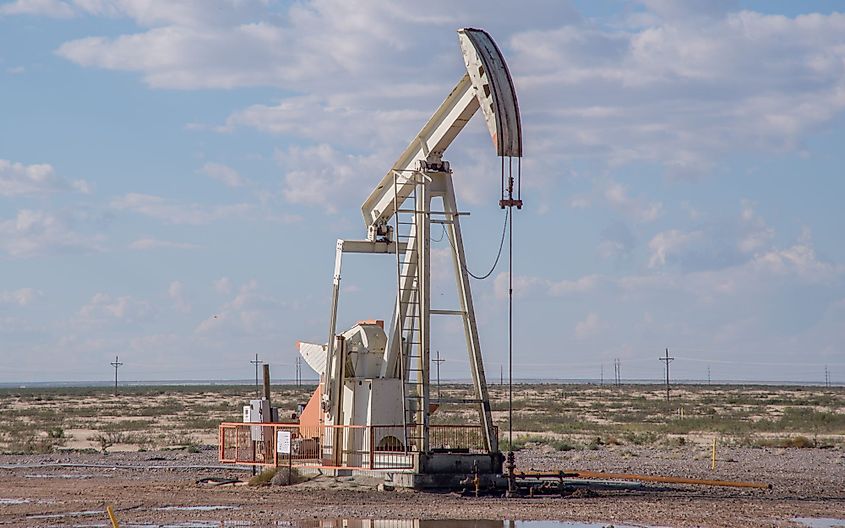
left=443, top=208, right=509, bottom=280
left=431, top=223, right=446, bottom=242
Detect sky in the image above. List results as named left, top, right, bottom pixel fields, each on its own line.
left=0, top=0, right=843, bottom=384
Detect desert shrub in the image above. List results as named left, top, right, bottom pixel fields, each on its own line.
left=775, top=409, right=845, bottom=433
left=179, top=416, right=221, bottom=430
left=6, top=435, right=57, bottom=454
left=756, top=435, right=815, bottom=448
left=249, top=468, right=278, bottom=486
left=664, top=436, right=686, bottom=447
left=270, top=467, right=302, bottom=485
left=99, top=420, right=154, bottom=432
left=551, top=440, right=576, bottom=451
left=47, top=427, right=65, bottom=439
left=163, top=433, right=201, bottom=451
left=622, top=431, right=659, bottom=446
left=499, top=435, right=542, bottom=452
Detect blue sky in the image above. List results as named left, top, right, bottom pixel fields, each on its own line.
left=0, top=0, right=843, bottom=384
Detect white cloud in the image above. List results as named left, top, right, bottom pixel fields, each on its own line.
left=523, top=227, right=843, bottom=305
left=604, top=182, right=663, bottom=223
left=0, top=209, right=105, bottom=257
left=598, top=221, right=636, bottom=260
left=647, top=201, right=779, bottom=272
left=575, top=312, right=603, bottom=339
left=199, top=162, right=246, bottom=188
left=78, top=292, right=155, bottom=324
left=168, top=280, right=190, bottom=313
left=0, top=0, right=74, bottom=17
left=196, top=279, right=286, bottom=336
left=648, top=229, right=701, bottom=268
left=276, top=144, right=382, bottom=214
left=222, top=94, right=431, bottom=150
left=54, top=1, right=572, bottom=90
left=494, top=272, right=600, bottom=300
left=43, top=3, right=845, bottom=183
left=0, top=288, right=42, bottom=306
left=510, top=10, right=845, bottom=174
left=0, top=159, right=90, bottom=197
left=44, top=2, right=845, bottom=232
left=128, top=237, right=199, bottom=251
left=569, top=195, right=591, bottom=209
left=753, top=240, right=841, bottom=283
left=70, top=0, right=258, bottom=28
left=111, top=193, right=252, bottom=225
left=737, top=199, right=774, bottom=254
left=213, top=277, right=232, bottom=294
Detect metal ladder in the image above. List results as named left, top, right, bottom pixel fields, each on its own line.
left=393, top=171, right=425, bottom=451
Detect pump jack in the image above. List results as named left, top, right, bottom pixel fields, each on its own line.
left=295, top=27, right=522, bottom=480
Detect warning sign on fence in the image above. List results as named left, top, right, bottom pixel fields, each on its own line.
left=276, top=430, right=291, bottom=454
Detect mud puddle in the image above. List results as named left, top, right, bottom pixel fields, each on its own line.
left=795, top=518, right=845, bottom=528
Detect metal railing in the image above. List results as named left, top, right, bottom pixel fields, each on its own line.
left=218, top=423, right=496, bottom=470
left=430, top=424, right=494, bottom=453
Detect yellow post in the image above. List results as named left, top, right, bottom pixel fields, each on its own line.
left=711, top=437, right=717, bottom=471
left=106, top=505, right=120, bottom=528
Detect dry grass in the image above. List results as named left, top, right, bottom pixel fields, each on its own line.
left=0, top=383, right=842, bottom=453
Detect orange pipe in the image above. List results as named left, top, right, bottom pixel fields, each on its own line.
left=564, top=470, right=771, bottom=489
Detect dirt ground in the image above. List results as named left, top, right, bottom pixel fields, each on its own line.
left=0, top=445, right=842, bottom=528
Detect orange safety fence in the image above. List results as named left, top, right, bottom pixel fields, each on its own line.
left=218, top=423, right=496, bottom=470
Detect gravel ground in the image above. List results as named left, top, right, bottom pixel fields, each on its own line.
left=0, top=445, right=842, bottom=528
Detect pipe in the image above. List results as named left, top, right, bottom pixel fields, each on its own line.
left=566, top=470, right=771, bottom=489
left=0, top=462, right=253, bottom=471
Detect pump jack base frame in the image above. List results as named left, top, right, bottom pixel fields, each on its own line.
left=296, top=451, right=504, bottom=490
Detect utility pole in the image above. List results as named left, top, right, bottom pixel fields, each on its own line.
left=613, top=358, right=621, bottom=386
left=262, top=364, right=271, bottom=400
left=295, top=356, right=302, bottom=388
left=110, top=355, right=123, bottom=395
left=659, top=348, right=674, bottom=402
left=250, top=354, right=261, bottom=396
left=825, top=365, right=831, bottom=388
left=600, top=363, right=604, bottom=386
left=707, top=366, right=711, bottom=385
left=433, top=350, right=445, bottom=401
left=500, top=364, right=504, bottom=386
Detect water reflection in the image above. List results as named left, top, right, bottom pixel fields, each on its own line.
left=793, top=518, right=845, bottom=528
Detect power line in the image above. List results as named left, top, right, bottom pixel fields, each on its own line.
left=674, top=356, right=845, bottom=367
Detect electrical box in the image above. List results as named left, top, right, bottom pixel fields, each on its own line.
left=249, top=399, right=272, bottom=441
